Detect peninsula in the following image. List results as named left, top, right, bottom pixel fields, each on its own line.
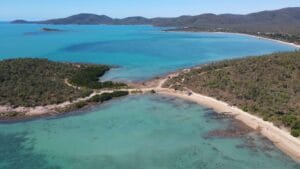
left=164, top=51, right=300, bottom=137
left=157, top=51, right=300, bottom=162
left=0, top=58, right=127, bottom=119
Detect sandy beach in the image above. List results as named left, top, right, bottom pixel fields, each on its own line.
left=139, top=72, right=300, bottom=163
left=239, top=34, right=300, bottom=49
left=155, top=87, right=300, bottom=163
left=0, top=87, right=154, bottom=119
left=171, top=30, right=300, bottom=49
left=0, top=88, right=124, bottom=118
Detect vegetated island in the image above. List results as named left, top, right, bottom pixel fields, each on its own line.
left=11, top=7, right=300, bottom=45
left=0, top=58, right=128, bottom=120
left=163, top=51, right=300, bottom=137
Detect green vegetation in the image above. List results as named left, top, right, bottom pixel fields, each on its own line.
left=165, top=51, right=300, bottom=136
left=70, top=66, right=126, bottom=89
left=256, top=32, right=300, bottom=45
left=88, top=91, right=129, bottom=103
left=0, top=58, right=126, bottom=107
left=60, top=91, right=129, bottom=113
left=0, top=58, right=90, bottom=107
left=0, top=111, right=25, bottom=118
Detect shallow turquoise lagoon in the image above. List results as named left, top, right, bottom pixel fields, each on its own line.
left=0, top=23, right=296, bottom=81
left=0, top=95, right=299, bottom=169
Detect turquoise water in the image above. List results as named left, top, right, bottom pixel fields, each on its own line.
left=0, top=95, right=299, bottom=169
left=0, top=23, right=299, bottom=168
left=0, top=23, right=296, bottom=81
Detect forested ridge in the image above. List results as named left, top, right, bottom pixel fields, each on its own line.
left=12, top=7, right=300, bottom=44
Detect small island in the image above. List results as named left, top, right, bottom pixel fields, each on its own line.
left=41, top=28, right=63, bottom=32
left=0, top=58, right=127, bottom=120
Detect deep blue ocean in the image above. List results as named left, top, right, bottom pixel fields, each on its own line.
left=0, top=23, right=296, bottom=81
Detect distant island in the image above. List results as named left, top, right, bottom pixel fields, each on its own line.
left=41, top=28, right=63, bottom=32
left=164, top=51, right=300, bottom=137
left=11, top=7, right=300, bottom=45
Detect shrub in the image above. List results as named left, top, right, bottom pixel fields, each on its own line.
left=292, top=120, right=300, bottom=130
left=75, top=101, right=87, bottom=109
left=282, top=115, right=297, bottom=127
left=89, top=91, right=129, bottom=103
left=70, top=66, right=126, bottom=89
left=291, top=129, right=300, bottom=137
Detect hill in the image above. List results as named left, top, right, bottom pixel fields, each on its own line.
left=12, top=7, right=300, bottom=30
left=11, top=7, right=300, bottom=44
left=12, top=7, right=300, bottom=44
left=40, top=14, right=114, bottom=25
left=0, top=58, right=125, bottom=107
left=161, top=7, right=300, bottom=31
left=164, top=51, right=300, bottom=137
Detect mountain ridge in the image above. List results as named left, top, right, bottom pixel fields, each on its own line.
left=11, top=7, right=300, bottom=43
left=12, top=7, right=300, bottom=28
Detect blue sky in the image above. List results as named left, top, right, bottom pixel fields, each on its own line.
left=1, top=0, right=300, bottom=21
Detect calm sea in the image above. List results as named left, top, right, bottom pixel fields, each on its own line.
left=0, top=23, right=296, bottom=81
left=0, top=23, right=299, bottom=168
